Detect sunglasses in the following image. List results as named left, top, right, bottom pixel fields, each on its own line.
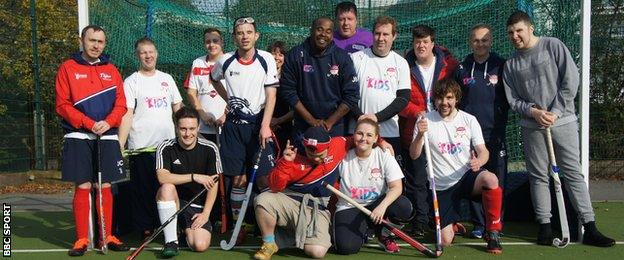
left=235, top=17, right=255, bottom=26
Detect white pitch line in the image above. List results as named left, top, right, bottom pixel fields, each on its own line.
left=11, top=241, right=624, bottom=253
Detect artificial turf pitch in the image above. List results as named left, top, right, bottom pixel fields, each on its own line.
left=8, top=202, right=624, bottom=259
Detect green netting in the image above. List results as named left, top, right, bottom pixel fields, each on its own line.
left=89, top=0, right=584, bottom=170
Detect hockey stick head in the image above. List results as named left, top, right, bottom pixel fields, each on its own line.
left=553, top=237, right=570, bottom=248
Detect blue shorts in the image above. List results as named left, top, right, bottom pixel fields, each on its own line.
left=219, top=121, right=276, bottom=177
left=61, top=138, right=126, bottom=184
left=432, top=169, right=485, bottom=228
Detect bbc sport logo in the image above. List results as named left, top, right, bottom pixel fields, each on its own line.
left=3, top=203, right=10, bottom=257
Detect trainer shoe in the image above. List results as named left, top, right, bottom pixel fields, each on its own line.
left=378, top=234, right=400, bottom=253
left=582, top=221, right=615, bottom=247
left=161, top=241, right=180, bottom=258
left=254, top=242, right=278, bottom=260
left=469, top=225, right=485, bottom=239
left=453, top=223, right=467, bottom=236
left=68, top=238, right=89, bottom=257
left=104, top=235, right=129, bottom=251
left=409, top=223, right=426, bottom=237
left=537, top=223, right=553, bottom=246
left=485, top=231, right=503, bottom=254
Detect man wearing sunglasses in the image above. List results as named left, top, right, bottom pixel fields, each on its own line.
left=210, top=16, right=279, bottom=239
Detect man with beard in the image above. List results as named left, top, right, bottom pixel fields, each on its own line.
left=409, top=78, right=503, bottom=254
left=280, top=17, right=359, bottom=140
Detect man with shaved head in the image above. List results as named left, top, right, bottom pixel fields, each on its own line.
left=280, top=16, right=360, bottom=145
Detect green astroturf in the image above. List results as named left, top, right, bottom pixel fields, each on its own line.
left=7, top=202, right=624, bottom=259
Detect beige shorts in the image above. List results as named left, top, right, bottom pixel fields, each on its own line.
left=254, top=192, right=331, bottom=248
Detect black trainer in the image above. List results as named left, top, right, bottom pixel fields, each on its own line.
left=409, top=223, right=426, bottom=237
left=162, top=241, right=180, bottom=258
left=582, top=221, right=615, bottom=247
left=537, top=223, right=553, bottom=246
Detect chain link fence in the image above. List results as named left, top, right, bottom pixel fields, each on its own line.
left=0, top=0, right=622, bottom=178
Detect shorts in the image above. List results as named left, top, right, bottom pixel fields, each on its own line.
left=219, top=121, right=276, bottom=177
left=433, top=169, right=485, bottom=228
left=61, top=138, right=126, bottom=184
left=178, top=201, right=213, bottom=232
left=254, top=192, right=331, bottom=248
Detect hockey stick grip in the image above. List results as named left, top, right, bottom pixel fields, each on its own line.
left=322, top=182, right=439, bottom=257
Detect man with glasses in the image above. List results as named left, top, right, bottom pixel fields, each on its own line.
left=210, top=16, right=278, bottom=240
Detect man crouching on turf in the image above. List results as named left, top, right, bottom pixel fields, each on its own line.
left=155, top=107, right=221, bottom=257
left=409, top=78, right=503, bottom=254
left=253, top=126, right=392, bottom=259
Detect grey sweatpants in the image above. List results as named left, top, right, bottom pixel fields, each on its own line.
left=521, top=121, right=595, bottom=224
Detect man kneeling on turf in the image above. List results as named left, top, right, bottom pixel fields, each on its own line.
left=253, top=127, right=393, bottom=259
left=409, top=78, right=503, bottom=254
left=155, top=107, right=221, bottom=257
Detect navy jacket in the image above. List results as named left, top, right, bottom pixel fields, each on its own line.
left=279, top=37, right=360, bottom=133
left=455, top=52, right=509, bottom=142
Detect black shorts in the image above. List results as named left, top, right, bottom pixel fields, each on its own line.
left=61, top=138, right=126, bottom=183
left=178, top=201, right=213, bottom=232
left=432, top=169, right=486, bottom=228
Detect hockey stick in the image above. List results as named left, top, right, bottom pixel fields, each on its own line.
left=421, top=112, right=443, bottom=254
left=217, top=126, right=227, bottom=234
left=96, top=136, right=108, bottom=254
left=126, top=176, right=217, bottom=260
left=322, top=182, right=439, bottom=257
left=545, top=127, right=570, bottom=248
left=220, top=146, right=265, bottom=250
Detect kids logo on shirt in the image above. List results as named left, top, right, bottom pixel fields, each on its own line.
left=369, top=168, right=382, bottom=181
left=349, top=186, right=380, bottom=200
left=366, top=76, right=391, bottom=91
left=438, top=142, right=463, bottom=155
left=144, top=96, right=169, bottom=109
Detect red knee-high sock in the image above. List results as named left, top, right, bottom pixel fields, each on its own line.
left=73, top=187, right=91, bottom=240
left=482, top=186, right=503, bottom=232
left=95, top=186, right=113, bottom=239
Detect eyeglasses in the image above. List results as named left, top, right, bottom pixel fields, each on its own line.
left=205, top=38, right=221, bottom=44
left=234, top=17, right=255, bottom=26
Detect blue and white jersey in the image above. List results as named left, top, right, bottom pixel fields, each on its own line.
left=211, top=49, right=279, bottom=124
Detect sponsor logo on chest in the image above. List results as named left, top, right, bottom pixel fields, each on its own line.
left=193, top=66, right=213, bottom=76
left=74, top=73, right=87, bottom=80
left=229, top=70, right=240, bottom=76
left=100, top=72, right=112, bottom=81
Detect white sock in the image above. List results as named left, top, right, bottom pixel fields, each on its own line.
left=157, top=200, right=178, bottom=244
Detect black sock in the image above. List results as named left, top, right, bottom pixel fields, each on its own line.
left=582, top=221, right=598, bottom=234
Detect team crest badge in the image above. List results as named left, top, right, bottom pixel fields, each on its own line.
left=488, top=74, right=499, bottom=86
left=209, top=90, right=218, bottom=98
left=369, top=168, right=382, bottom=181
left=329, top=65, right=339, bottom=75
left=386, top=67, right=396, bottom=78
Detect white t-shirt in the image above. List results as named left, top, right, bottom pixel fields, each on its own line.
left=350, top=49, right=411, bottom=137
left=124, top=70, right=182, bottom=150
left=336, top=147, right=404, bottom=212
left=414, top=110, right=485, bottom=191
left=211, top=49, right=279, bottom=124
left=417, top=56, right=437, bottom=111
left=186, top=55, right=227, bottom=134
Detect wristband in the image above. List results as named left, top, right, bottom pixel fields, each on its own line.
left=191, top=174, right=195, bottom=182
